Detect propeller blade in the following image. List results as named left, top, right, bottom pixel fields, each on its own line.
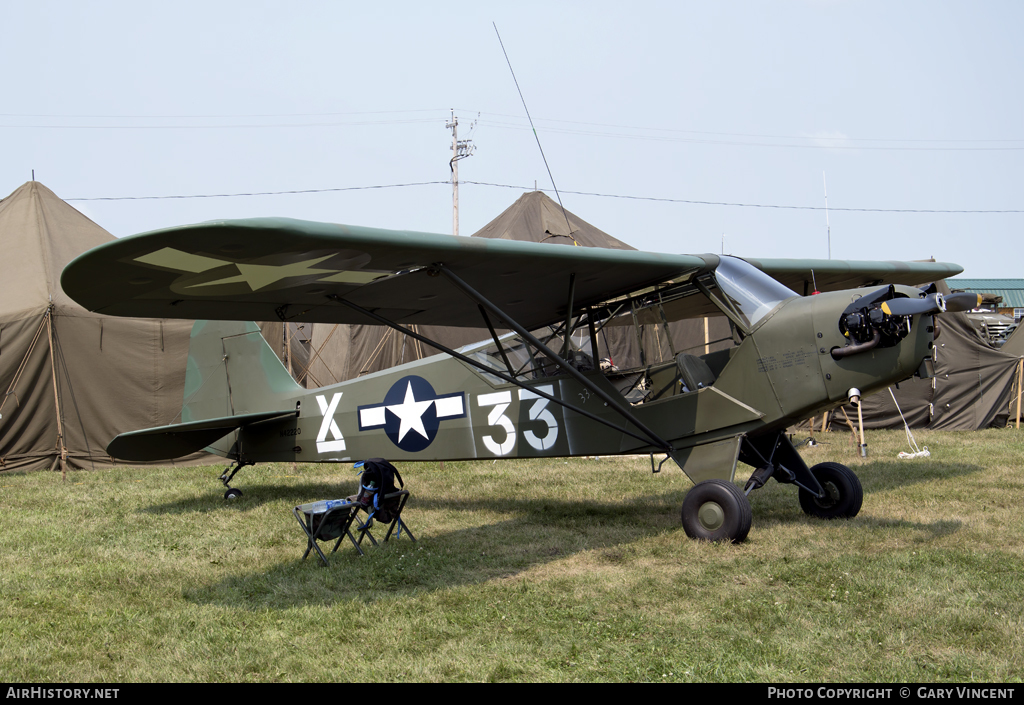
left=943, top=292, right=982, bottom=312
left=880, top=293, right=945, bottom=317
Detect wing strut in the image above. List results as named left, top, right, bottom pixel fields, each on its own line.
left=326, top=294, right=670, bottom=453
left=433, top=264, right=677, bottom=456
left=478, top=304, right=515, bottom=377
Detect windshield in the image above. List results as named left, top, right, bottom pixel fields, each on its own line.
left=715, top=256, right=798, bottom=327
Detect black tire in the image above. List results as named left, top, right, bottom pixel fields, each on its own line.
left=224, top=488, right=243, bottom=500
left=798, top=462, right=862, bottom=519
left=681, top=479, right=752, bottom=543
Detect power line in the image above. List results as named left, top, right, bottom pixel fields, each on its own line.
left=0, top=118, right=442, bottom=130
left=64, top=181, right=448, bottom=200
left=64, top=179, right=1024, bottom=214
left=465, top=181, right=1024, bottom=213
left=475, top=119, right=1024, bottom=151
left=6, top=107, right=1024, bottom=151
left=0, top=109, right=448, bottom=119
left=455, top=109, right=1024, bottom=145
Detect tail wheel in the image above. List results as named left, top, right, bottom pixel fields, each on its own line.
left=798, top=462, right=862, bottom=519
left=682, top=479, right=752, bottom=543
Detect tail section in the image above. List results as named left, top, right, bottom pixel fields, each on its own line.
left=106, top=321, right=301, bottom=461
left=182, top=320, right=302, bottom=422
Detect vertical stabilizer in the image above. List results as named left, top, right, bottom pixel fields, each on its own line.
left=182, top=321, right=302, bottom=423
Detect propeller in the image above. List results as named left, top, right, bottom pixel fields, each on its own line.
left=880, top=293, right=946, bottom=317
left=943, top=292, right=983, bottom=312
left=835, top=288, right=981, bottom=360
left=880, top=291, right=982, bottom=317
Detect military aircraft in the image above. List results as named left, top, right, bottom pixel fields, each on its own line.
left=60, top=217, right=975, bottom=542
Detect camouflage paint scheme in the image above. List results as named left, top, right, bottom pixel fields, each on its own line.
left=60, top=218, right=963, bottom=540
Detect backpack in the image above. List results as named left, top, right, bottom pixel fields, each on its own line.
left=354, top=458, right=405, bottom=524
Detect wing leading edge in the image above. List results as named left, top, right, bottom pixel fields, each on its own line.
left=745, top=257, right=964, bottom=295
left=61, top=218, right=963, bottom=330
left=61, top=218, right=707, bottom=331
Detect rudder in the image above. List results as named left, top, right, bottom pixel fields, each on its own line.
left=182, top=321, right=302, bottom=423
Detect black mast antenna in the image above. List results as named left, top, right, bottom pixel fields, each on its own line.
left=493, top=22, right=577, bottom=245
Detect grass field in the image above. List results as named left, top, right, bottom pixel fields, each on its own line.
left=1, top=428, right=1023, bottom=682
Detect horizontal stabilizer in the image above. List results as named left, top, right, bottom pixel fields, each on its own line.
left=107, top=410, right=297, bottom=461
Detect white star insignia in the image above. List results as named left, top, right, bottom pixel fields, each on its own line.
left=386, top=381, right=434, bottom=443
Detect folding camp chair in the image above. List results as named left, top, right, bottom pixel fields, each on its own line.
left=293, top=499, right=362, bottom=565
left=352, top=489, right=416, bottom=549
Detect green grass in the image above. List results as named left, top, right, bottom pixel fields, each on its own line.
left=2, top=428, right=1023, bottom=682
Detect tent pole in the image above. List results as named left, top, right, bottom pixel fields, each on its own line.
left=296, top=324, right=341, bottom=386
left=1011, top=358, right=1019, bottom=430
left=857, top=398, right=867, bottom=457
left=45, top=305, right=67, bottom=480
left=839, top=406, right=858, bottom=446
left=284, top=322, right=292, bottom=378
left=0, top=313, right=48, bottom=418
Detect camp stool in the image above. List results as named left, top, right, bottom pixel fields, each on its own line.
left=293, top=499, right=362, bottom=565
left=353, top=490, right=416, bottom=549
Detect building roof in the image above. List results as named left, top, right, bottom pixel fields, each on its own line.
left=947, top=279, right=1024, bottom=308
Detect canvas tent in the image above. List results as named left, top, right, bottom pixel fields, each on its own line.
left=0, top=181, right=207, bottom=472
left=258, top=319, right=314, bottom=385
left=300, top=191, right=732, bottom=385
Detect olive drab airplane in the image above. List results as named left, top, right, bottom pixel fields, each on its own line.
left=60, top=218, right=974, bottom=542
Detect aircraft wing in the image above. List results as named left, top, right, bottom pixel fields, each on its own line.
left=61, top=217, right=964, bottom=330
left=61, top=218, right=707, bottom=331
left=744, top=257, right=964, bottom=295
left=617, top=256, right=965, bottom=326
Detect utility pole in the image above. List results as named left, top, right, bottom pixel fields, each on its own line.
left=447, top=110, right=475, bottom=236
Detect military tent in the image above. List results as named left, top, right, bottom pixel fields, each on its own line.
left=0, top=181, right=208, bottom=472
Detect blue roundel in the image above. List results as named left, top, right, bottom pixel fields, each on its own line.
left=371, top=375, right=465, bottom=453
left=384, top=376, right=439, bottom=452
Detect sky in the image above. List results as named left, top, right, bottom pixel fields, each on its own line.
left=3, top=1, right=1021, bottom=279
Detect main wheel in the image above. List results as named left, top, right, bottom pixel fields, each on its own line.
left=681, top=479, right=752, bottom=543
left=798, top=462, right=862, bottom=519
left=224, top=488, right=243, bottom=500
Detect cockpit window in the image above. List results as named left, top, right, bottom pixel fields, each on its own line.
left=457, top=330, right=594, bottom=383
left=714, top=256, right=798, bottom=328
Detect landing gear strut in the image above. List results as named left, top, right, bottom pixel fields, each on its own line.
left=219, top=459, right=254, bottom=501
left=677, top=433, right=865, bottom=542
